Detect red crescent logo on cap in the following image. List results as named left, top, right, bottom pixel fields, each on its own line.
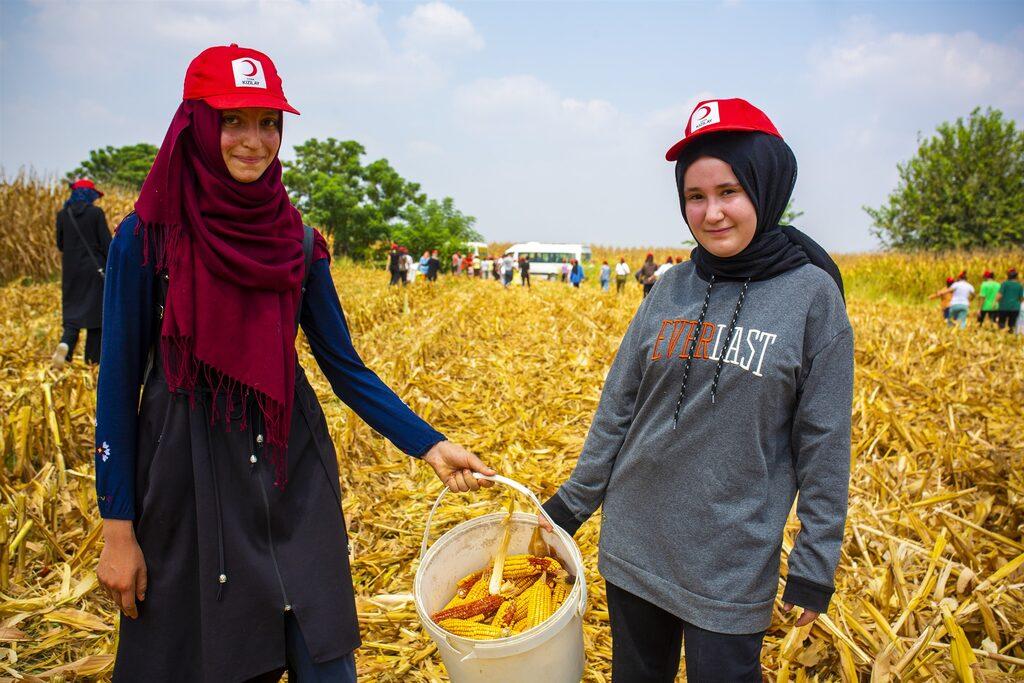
left=694, top=105, right=711, bottom=121
left=242, top=59, right=258, bottom=77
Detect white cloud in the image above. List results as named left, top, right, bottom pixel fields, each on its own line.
left=23, top=0, right=476, bottom=97
left=399, top=2, right=484, bottom=54
left=644, top=92, right=715, bottom=140
left=812, top=20, right=1024, bottom=108
left=454, top=75, right=623, bottom=139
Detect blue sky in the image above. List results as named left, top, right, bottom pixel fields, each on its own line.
left=2, top=1, right=1022, bottom=251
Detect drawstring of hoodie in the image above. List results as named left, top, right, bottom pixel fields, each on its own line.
left=672, top=276, right=751, bottom=429
left=673, top=275, right=715, bottom=429
left=201, top=400, right=228, bottom=602
left=710, top=279, right=750, bottom=403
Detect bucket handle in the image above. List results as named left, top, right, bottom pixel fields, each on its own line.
left=419, top=473, right=560, bottom=561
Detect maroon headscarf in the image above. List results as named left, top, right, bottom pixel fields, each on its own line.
left=136, top=99, right=306, bottom=486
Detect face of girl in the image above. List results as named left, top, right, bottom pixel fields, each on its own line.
left=682, top=156, right=757, bottom=258
left=220, top=108, right=282, bottom=183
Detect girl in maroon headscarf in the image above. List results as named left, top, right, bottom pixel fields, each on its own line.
left=94, top=44, right=493, bottom=682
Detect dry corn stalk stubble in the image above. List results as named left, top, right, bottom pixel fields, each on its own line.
left=0, top=172, right=136, bottom=285
left=1, top=180, right=1023, bottom=680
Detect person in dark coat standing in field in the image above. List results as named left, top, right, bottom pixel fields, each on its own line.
left=52, top=178, right=111, bottom=367
left=637, top=252, right=658, bottom=298
left=520, top=255, right=531, bottom=288
left=93, top=44, right=494, bottom=683
left=387, top=243, right=402, bottom=286
left=426, top=249, right=441, bottom=282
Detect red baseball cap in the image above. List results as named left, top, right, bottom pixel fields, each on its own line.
left=665, top=98, right=781, bottom=161
left=70, top=178, right=104, bottom=197
left=183, top=44, right=299, bottom=115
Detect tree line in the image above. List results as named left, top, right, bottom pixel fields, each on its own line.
left=67, top=107, right=1023, bottom=254
left=67, top=139, right=479, bottom=260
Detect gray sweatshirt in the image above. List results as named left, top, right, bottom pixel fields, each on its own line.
left=544, top=261, right=853, bottom=634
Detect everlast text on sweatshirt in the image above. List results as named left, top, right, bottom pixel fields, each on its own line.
left=543, top=261, right=854, bottom=635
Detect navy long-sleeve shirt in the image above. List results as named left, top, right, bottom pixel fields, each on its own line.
left=95, top=215, right=445, bottom=520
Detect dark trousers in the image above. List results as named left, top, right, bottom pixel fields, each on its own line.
left=605, top=581, right=764, bottom=683
left=61, top=324, right=102, bottom=364
left=246, top=614, right=356, bottom=682
left=977, top=310, right=998, bottom=324
left=643, top=283, right=654, bottom=298
left=996, top=310, right=1020, bottom=331
left=388, top=271, right=402, bottom=286
left=521, top=273, right=530, bottom=288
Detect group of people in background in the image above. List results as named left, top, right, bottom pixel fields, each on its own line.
left=450, top=252, right=526, bottom=287
left=930, top=269, right=1023, bottom=333
left=387, top=245, right=442, bottom=285
left=387, top=247, right=698, bottom=298
left=632, top=253, right=686, bottom=297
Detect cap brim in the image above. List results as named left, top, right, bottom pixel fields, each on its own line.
left=664, top=124, right=768, bottom=161
left=201, top=93, right=300, bottom=115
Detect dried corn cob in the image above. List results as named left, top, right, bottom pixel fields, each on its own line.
left=490, top=598, right=515, bottom=629
left=512, top=577, right=541, bottom=623
left=552, top=578, right=571, bottom=606
left=501, top=554, right=562, bottom=579
left=431, top=593, right=504, bottom=622
left=463, top=575, right=490, bottom=602
left=511, top=617, right=529, bottom=634
left=508, top=575, right=536, bottom=597
left=441, top=593, right=463, bottom=611
left=439, top=618, right=503, bottom=640
left=526, top=576, right=553, bottom=629
left=456, top=568, right=486, bottom=597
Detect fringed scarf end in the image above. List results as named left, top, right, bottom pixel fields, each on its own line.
left=161, top=334, right=292, bottom=489
left=136, top=218, right=183, bottom=271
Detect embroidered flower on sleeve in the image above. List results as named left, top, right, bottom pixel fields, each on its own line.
left=97, top=441, right=111, bottom=463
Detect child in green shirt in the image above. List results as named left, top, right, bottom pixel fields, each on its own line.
left=977, top=270, right=1000, bottom=324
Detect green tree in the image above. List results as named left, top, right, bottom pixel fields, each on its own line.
left=864, top=107, right=1024, bottom=250
left=283, top=138, right=425, bottom=258
left=66, top=143, right=158, bottom=191
left=391, top=197, right=481, bottom=259
left=781, top=200, right=804, bottom=225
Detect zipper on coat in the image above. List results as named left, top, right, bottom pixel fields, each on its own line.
left=251, top=423, right=292, bottom=612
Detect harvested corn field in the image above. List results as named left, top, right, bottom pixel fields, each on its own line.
left=1, top=254, right=1023, bottom=680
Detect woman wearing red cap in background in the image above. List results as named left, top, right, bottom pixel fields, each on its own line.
left=929, top=276, right=956, bottom=322
left=94, top=44, right=494, bottom=682
left=637, top=252, right=657, bottom=297
left=935, top=271, right=974, bottom=329
left=52, top=178, right=111, bottom=367
left=540, top=99, right=853, bottom=681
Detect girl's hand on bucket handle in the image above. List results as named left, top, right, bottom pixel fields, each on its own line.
left=782, top=602, right=819, bottom=627
left=423, top=441, right=495, bottom=492
left=97, top=519, right=148, bottom=620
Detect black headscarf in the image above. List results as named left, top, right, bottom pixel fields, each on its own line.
left=674, top=131, right=844, bottom=299
left=668, top=131, right=844, bottom=427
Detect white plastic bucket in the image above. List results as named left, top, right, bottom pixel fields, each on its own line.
left=414, top=474, right=587, bottom=683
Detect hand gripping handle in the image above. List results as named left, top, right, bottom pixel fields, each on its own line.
left=419, top=473, right=559, bottom=561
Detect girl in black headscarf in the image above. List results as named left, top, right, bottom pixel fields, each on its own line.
left=52, top=179, right=111, bottom=367
left=542, top=99, right=853, bottom=681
